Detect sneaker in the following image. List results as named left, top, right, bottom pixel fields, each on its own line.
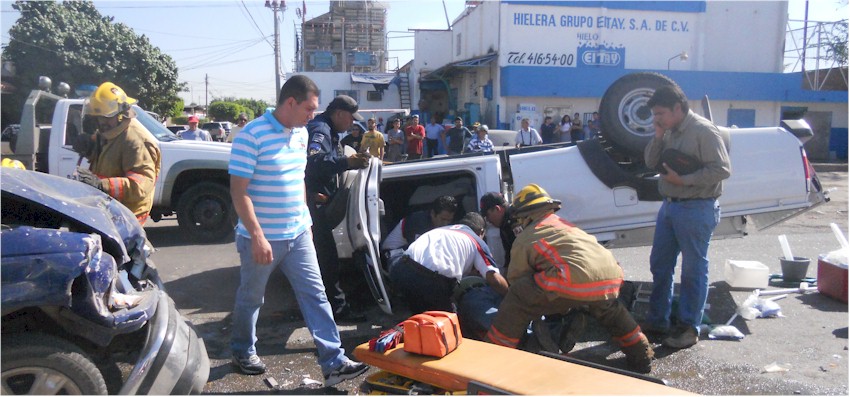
left=558, top=311, right=587, bottom=354
left=231, top=354, right=266, bottom=375
left=334, top=305, right=368, bottom=323
left=662, top=326, right=699, bottom=349
left=324, top=358, right=369, bottom=387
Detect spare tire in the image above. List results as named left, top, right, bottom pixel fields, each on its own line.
left=599, top=72, right=678, bottom=158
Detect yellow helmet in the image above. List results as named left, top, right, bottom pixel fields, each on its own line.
left=84, top=82, right=138, bottom=118
left=1, top=158, right=26, bottom=170
left=510, top=183, right=561, bottom=216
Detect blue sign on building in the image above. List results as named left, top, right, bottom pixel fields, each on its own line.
left=577, top=44, right=625, bottom=68
left=311, top=51, right=335, bottom=70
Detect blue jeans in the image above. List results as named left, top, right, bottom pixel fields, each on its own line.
left=230, top=232, right=346, bottom=375
left=647, top=199, right=720, bottom=333
left=456, top=286, right=503, bottom=340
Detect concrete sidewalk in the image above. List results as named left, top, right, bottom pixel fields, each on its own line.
left=813, top=162, right=847, bottom=172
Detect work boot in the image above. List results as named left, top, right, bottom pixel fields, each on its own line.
left=638, top=321, right=669, bottom=338
left=662, top=326, right=699, bottom=349
left=558, top=311, right=587, bottom=354
left=621, top=334, right=654, bottom=374
left=531, top=318, right=560, bottom=353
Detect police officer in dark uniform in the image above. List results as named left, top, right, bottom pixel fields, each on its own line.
left=305, top=95, right=370, bottom=322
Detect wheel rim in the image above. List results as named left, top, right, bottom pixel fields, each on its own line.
left=188, top=195, right=228, bottom=229
left=2, top=367, right=84, bottom=395
left=616, top=87, right=656, bottom=138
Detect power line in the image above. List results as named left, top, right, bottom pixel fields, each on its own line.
left=165, top=37, right=270, bottom=53
left=179, top=37, right=268, bottom=70
left=239, top=0, right=274, bottom=49
left=130, top=26, right=258, bottom=43
left=182, top=53, right=271, bottom=71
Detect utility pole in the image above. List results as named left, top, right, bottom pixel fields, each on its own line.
left=266, top=0, right=285, bottom=101
left=205, top=73, right=209, bottom=118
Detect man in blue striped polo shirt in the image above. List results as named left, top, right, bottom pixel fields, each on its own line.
left=228, top=75, right=368, bottom=387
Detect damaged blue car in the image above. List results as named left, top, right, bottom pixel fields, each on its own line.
left=1, top=168, right=210, bottom=394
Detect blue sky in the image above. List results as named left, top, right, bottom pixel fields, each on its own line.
left=1, top=0, right=846, bottom=105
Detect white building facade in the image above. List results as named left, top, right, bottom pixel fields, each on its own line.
left=412, top=1, right=847, bottom=160
left=299, top=71, right=409, bottom=122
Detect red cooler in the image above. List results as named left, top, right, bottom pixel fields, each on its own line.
left=817, top=251, right=848, bottom=303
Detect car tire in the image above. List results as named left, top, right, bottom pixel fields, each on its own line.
left=177, top=181, right=236, bottom=243
left=1, top=333, right=108, bottom=395
left=599, top=72, right=678, bottom=158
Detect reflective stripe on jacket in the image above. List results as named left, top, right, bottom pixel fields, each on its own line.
left=508, top=213, right=622, bottom=301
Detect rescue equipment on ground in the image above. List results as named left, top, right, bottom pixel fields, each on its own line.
left=403, top=311, right=462, bottom=357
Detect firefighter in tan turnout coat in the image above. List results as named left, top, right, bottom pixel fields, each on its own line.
left=75, top=82, right=161, bottom=225
left=485, top=184, right=654, bottom=373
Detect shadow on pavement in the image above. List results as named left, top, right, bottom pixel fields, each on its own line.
left=144, top=222, right=234, bottom=248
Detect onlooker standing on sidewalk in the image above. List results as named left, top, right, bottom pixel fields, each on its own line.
left=360, top=117, right=385, bottom=159
left=385, top=118, right=406, bottom=162
left=558, top=114, right=572, bottom=143
left=405, top=115, right=425, bottom=160
left=340, top=121, right=364, bottom=152
left=226, top=113, right=249, bottom=143
left=642, top=83, right=731, bottom=350
left=569, top=112, right=583, bottom=144
left=228, top=75, right=368, bottom=385
left=179, top=115, right=212, bottom=141
left=424, top=114, right=444, bottom=157
left=305, top=95, right=371, bottom=322
left=588, top=111, right=602, bottom=140
left=539, top=116, right=558, bottom=144
left=466, top=124, right=494, bottom=153
left=514, top=118, right=542, bottom=148
left=442, top=116, right=472, bottom=155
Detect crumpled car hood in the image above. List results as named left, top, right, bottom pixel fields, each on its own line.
left=1, top=168, right=144, bottom=265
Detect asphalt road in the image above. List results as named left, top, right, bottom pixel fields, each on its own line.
left=145, top=168, right=848, bottom=395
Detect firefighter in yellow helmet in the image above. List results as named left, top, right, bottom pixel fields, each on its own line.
left=485, top=184, right=654, bottom=373
left=2, top=158, right=26, bottom=170
left=75, top=82, right=161, bottom=225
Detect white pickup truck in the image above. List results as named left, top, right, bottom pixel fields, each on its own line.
left=335, top=72, right=829, bottom=314
left=6, top=85, right=236, bottom=243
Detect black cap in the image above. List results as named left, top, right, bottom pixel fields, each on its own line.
left=327, top=95, right=363, bottom=121
left=479, top=192, right=507, bottom=215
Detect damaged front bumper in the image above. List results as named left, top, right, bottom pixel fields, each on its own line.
left=119, top=291, right=210, bottom=395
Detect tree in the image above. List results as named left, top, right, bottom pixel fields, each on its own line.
left=825, top=21, right=848, bottom=66
left=169, top=97, right=185, bottom=120
left=1, top=1, right=183, bottom=121
left=229, top=98, right=272, bottom=120
left=207, top=101, right=244, bottom=122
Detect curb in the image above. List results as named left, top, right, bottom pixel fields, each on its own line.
left=813, top=163, right=848, bottom=173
